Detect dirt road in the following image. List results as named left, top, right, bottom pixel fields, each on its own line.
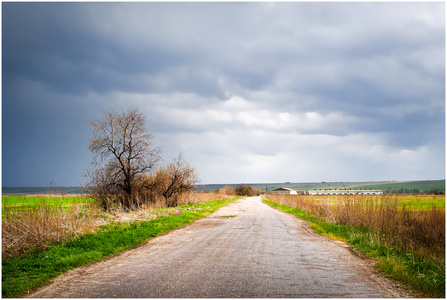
left=28, top=197, right=412, bottom=298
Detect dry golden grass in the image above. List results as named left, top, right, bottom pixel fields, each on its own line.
left=2, top=200, right=100, bottom=257
left=266, top=193, right=445, bottom=262
left=177, top=191, right=236, bottom=205
left=2, top=192, right=235, bottom=258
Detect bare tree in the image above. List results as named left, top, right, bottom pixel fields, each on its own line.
left=87, top=107, right=161, bottom=210
left=155, top=153, right=199, bottom=207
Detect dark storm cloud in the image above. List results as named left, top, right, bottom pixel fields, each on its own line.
left=2, top=79, right=93, bottom=186
left=3, top=3, right=206, bottom=95
left=2, top=2, right=444, bottom=185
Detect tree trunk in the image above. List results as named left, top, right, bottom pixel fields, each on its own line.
left=164, top=195, right=169, bottom=208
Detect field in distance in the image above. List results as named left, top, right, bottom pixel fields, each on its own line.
left=197, top=179, right=445, bottom=193
left=3, top=179, right=445, bottom=196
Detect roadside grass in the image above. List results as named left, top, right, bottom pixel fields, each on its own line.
left=263, top=198, right=445, bottom=298
left=2, top=197, right=241, bottom=298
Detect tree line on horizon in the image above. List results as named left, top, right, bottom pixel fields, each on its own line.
left=214, top=185, right=260, bottom=197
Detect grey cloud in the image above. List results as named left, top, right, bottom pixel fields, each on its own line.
left=2, top=80, right=94, bottom=186
left=2, top=2, right=444, bottom=186
left=4, top=2, right=443, bottom=100
left=3, top=3, right=203, bottom=95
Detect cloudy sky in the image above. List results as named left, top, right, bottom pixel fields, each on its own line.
left=2, top=2, right=445, bottom=187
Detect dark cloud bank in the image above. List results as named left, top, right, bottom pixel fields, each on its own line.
left=2, top=2, right=445, bottom=186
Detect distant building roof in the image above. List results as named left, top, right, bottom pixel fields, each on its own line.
left=272, top=187, right=296, bottom=192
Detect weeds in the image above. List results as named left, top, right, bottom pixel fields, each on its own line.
left=2, top=193, right=234, bottom=258
left=2, top=197, right=100, bottom=257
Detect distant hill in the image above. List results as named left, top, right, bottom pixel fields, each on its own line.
left=195, top=180, right=445, bottom=194
left=345, top=180, right=445, bottom=194
left=3, top=180, right=444, bottom=195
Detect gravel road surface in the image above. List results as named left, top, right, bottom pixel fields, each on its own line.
left=28, top=197, right=412, bottom=298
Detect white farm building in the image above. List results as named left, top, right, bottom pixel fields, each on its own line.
left=307, top=189, right=383, bottom=195
left=270, top=187, right=298, bottom=195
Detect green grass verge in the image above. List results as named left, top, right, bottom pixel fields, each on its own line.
left=263, top=199, right=445, bottom=298
left=2, top=197, right=241, bottom=298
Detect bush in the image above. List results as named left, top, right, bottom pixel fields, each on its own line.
left=235, top=185, right=260, bottom=196
left=215, top=186, right=235, bottom=195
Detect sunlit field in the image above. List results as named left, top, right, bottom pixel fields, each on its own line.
left=266, top=193, right=444, bottom=250
left=293, top=194, right=445, bottom=210
left=2, top=192, right=233, bottom=257
left=2, top=195, right=93, bottom=210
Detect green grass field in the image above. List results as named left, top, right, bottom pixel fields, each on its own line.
left=2, top=195, right=93, bottom=208
left=2, top=196, right=94, bottom=217
left=298, top=194, right=445, bottom=211
left=395, top=195, right=445, bottom=209
left=349, top=180, right=445, bottom=193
